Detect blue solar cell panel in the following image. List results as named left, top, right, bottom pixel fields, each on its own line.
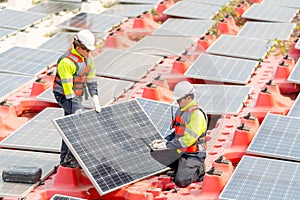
left=288, top=58, right=300, bottom=84
left=288, top=94, right=300, bottom=117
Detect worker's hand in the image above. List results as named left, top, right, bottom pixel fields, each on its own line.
left=75, top=109, right=83, bottom=115
left=151, top=139, right=167, bottom=146
left=152, top=141, right=167, bottom=150
left=93, top=95, right=101, bottom=112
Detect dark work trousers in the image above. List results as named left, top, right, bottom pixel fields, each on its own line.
left=151, top=149, right=206, bottom=188
left=53, top=91, right=83, bottom=164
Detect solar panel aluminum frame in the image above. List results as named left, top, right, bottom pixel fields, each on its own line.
left=52, top=99, right=168, bottom=195
left=287, top=58, right=300, bottom=84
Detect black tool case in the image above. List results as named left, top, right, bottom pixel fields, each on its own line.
left=2, top=166, right=42, bottom=184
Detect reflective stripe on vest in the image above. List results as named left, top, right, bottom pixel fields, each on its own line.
left=173, top=105, right=206, bottom=153
left=53, top=51, right=91, bottom=97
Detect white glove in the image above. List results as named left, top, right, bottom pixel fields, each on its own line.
left=75, top=109, right=83, bottom=115
left=151, top=139, right=167, bottom=150
left=92, top=95, right=101, bottom=112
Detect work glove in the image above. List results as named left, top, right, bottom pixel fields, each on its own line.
left=151, top=139, right=167, bottom=150
left=92, top=95, right=101, bottom=112
left=75, top=109, right=83, bottom=115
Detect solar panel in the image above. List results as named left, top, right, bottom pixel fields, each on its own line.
left=51, top=194, right=87, bottom=200
left=185, top=54, right=258, bottom=84
left=183, top=0, right=230, bottom=6
left=288, top=94, right=300, bottom=117
left=37, top=77, right=134, bottom=106
left=58, top=12, right=126, bottom=33
left=116, top=0, right=160, bottom=4
left=0, top=47, right=61, bottom=76
left=0, top=74, right=33, bottom=102
left=152, top=19, right=214, bottom=37
left=219, top=155, right=300, bottom=200
left=128, top=35, right=194, bottom=56
left=288, top=58, right=300, bottom=84
left=238, top=22, right=296, bottom=40
left=94, top=49, right=163, bottom=81
left=52, top=99, right=167, bottom=195
left=0, top=28, right=15, bottom=40
left=193, top=84, right=252, bottom=115
left=27, top=1, right=81, bottom=14
left=206, top=35, right=272, bottom=60
left=136, top=97, right=178, bottom=138
left=38, top=32, right=74, bottom=52
left=242, top=3, right=298, bottom=23
left=0, top=108, right=63, bottom=152
left=0, top=9, right=47, bottom=30
left=101, top=4, right=154, bottom=17
left=262, top=0, right=300, bottom=8
left=247, top=113, right=300, bottom=161
left=295, top=39, right=300, bottom=50
left=0, top=149, right=59, bottom=198
left=163, top=1, right=221, bottom=20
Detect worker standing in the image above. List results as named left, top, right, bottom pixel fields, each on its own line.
left=52, top=29, right=101, bottom=166
left=150, top=81, right=207, bottom=187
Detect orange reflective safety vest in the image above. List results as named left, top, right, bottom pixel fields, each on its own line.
left=53, top=51, right=91, bottom=97
left=172, top=104, right=207, bottom=153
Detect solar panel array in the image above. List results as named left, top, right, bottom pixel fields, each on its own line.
left=0, top=149, right=59, bottom=198
left=101, top=4, right=154, bottom=17
left=206, top=35, right=272, bottom=60
left=288, top=58, right=300, bottom=84
left=288, top=94, right=300, bottom=117
left=0, top=9, right=47, bottom=30
left=58, top=12, right=126, bottom=33
left=27, top=1, right=81, bottom=14
left=152, top=19, right=214, bottom=37
left=163, top=1, right=221, bottom=20
left=0, top=47, right=61, bottom=76
left=185, top=54, right=258, bottom=84
left=52, top=99, right=167, bottom=195
left=94, top=49, right=163, bottom=81
left=193, top=84, right=252, bottom=115
left=242, top=3, right=298, bottom=23
left=247, top=113, right=300, bottom=161
left=0, top=74, right=33, bottom=102
left=262, top=0, right=300, bottom=8
left=219, top=155, right=300, bottom=200
left=51, top=194, right=87, bottom=200
left=116, top=0, right=160, bottom=4
left=37, top=77, right=134, bottom=106
left=128, top=35, right=193, bottom=56
left=183, top=0, right=230, bottom=6
left=136, top=97, right=178, bottom=138
left=0, top=108, right=63, bottom=153
left=237, top=22, right=296, bottom=40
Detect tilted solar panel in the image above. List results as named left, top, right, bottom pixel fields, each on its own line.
left=101, top=4, right=154, bottom=17
left=247, top=113, right=300, bottom=161
left=288, top=94, right=300, bottom=117
left=0, top=9, right=47, bottom=30
left=219, top=155, right=300, bottom=200
left=163, top=1, right=221, bottom=19
left=262, top=0, right=300, bottom=8
left=242, top=3, right=298, bottom=23
left=0, top=108, right=63, bottom=153
left=183, top=0, right=230, bottom=6
left=206, top=35, right=272, bottom=60
left=94, top=49, right=163, bottom=81
left=152, top=19, right=214, bottom=37
left=52, top=99, right=167, bottom=195
left=51, top=194, right=87, bottom=200
left=58, top=12, right=126, bottom=33
left=185, top=54, right=258, bottom=84
left=27, top=1, right=81, bottom=14
left=237, top=22, right=295, bottom=40
left=128, top=35, right=194, bottom=56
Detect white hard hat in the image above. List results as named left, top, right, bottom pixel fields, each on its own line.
left=173, top=81, right=195, bottom=101
left=75, top=29, right=95, bottom=51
